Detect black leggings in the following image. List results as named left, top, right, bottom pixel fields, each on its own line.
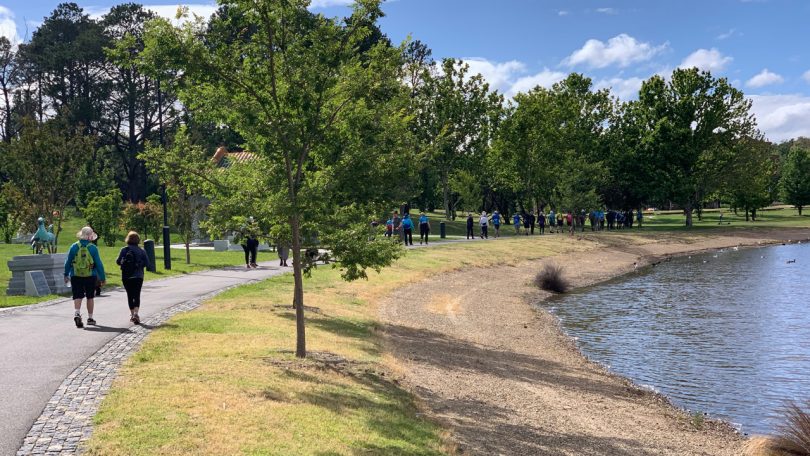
left=242, top=240, right=258, bottom=264
left=123, top=278, right=144, bottom=310
left=419, top=223, right=429, bottom=243
left=403, top=228, right=413, bottom=245
left=466, top=225, right=474, bottom=239
left=481, top=225, right=488, bottom=238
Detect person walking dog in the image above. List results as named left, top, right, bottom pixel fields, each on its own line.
left=64, top=227, right=106, bottom=328
left=116, top=231, right=150, bottom=325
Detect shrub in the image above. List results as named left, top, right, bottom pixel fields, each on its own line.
left=745, top=401, right=810, bottom=456
left=121, top=198, right=162, bottom=244
left=83, top=189, right=122, bottom=246
left=534, top=263, right=569, bottom=293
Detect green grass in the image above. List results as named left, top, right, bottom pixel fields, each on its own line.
left=0, top=213, right=248, bottom=308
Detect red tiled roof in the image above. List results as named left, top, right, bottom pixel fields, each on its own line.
left=212, top=147, right=257, bottom=168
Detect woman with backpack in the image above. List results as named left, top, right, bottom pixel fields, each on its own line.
left=401, top=214, right=414, bottom=246
left=64, top=227, right=106, bottom=328
left=116, top=231, right=150, bottom=325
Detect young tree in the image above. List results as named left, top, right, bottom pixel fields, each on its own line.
left=83, top=188, right=123, bottom=246
left=634, top=68, right=758, bottom=226
left=142, top=0, right=407, bottom=357
left=780, top=145, right=810, bottom=215
left=1, top=118, right=94, bottom=247
left=140, top=126, right=209, bottom=264
left=723, top=138, right=776, bottom=221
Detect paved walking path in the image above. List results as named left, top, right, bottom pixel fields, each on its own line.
left=0, top=263, right=287, bottom=456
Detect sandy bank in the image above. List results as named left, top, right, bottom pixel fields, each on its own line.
left=379, top=228, right=809, bottom=455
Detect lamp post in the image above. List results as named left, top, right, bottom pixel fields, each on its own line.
left=158, top=77, right=171, bottom=270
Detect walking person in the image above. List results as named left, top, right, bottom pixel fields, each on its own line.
left=557, top=211, right=564, bottom=234
left=513, top=212, right=521, bottom=235
left=479, top=211, right=489, bottom=239
left=418, top=212, right=431, bottom=245
left=466, top=212, right=475, bottom=239
left=523, top=211, right=531, bottom=235
left=538, top=210, right=546, bottom=234
left=492, top=210, right=502, bottom=238
left=548, top=209, right=556, bottom=234
left=392, top=211, right=401, bottom=243
left=529, top=211, right=536, bottom=235
left=116, top=231, right=150, bottom=325
left=277, top=241, right=289, bottom=267
left=401, top=213, right=414, bottom=246
left=64, top=227, right=106, bottom=328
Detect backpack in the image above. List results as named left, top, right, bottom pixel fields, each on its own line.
left=72, top=244, right=95, bottom=278
left=121, top=248, right=138, bottom=278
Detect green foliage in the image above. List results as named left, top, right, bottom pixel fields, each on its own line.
left=0, top=191, right=19, bottom=243
left=723, top=138, right=777, bottom=219
left=415, top=58, right=503, bottom=219
left=630, top=68, right=758, bottom=226
left=83, top=188, right=123, bottom=246
left=780, top=145, right=810, bottom=215
left=0, top=118, right=94, bottom=246
left=120, top=198, right=162, bottom=243
left=142, top=0, right=411, bottom=356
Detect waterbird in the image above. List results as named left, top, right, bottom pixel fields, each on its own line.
left=702, top=260, right=708, bottom=264
left=787, top=259, right=796, bottom=264
left=733, top=246, right=739, bottom=251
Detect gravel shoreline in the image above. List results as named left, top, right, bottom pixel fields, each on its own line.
left=379, top=229, right=809, bottom=456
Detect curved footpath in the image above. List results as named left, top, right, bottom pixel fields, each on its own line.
left=0, top=263, right=286, bottom=456
left=379, top=229, right=809, bottom=456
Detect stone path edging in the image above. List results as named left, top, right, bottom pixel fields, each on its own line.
left=15, top=281, right=257, bottom=456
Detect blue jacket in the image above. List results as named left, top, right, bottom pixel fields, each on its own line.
left=64, top=240, right=106, bottom=281
left=116, top=245, right=151, bottom=280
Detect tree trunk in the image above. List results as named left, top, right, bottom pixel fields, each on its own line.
left=745, top=210, right=749, bottom=221
left=442, top=173, right=451, bottom=220
left=799, top=206, right=803, bottom=216
left=185, top=242, right=191, bottom=264
left=290, top=214, right=307, bottom=358
left=684, top=204, right=693, bottom=227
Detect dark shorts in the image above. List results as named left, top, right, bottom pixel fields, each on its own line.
left=70, top=276, right=97, bottom=300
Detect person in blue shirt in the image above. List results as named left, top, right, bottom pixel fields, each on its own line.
left=64, top=226, right=106, bottom=328
left=548, top=209, right=556, bottom=233
left=401, top=214, right=414, bottom=246
left=418, top=212, right=431, bottom=245
left=490, top=210, right=501, bottom=238
left=513, top=213, right=521, bottom=234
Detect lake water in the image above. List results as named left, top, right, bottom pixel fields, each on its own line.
left=542, top=242, right=810, bottom=435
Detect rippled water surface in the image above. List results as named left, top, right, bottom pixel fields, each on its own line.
left=543, top=242, right=810, bottom=435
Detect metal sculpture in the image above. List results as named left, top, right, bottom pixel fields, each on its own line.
left=30, top=217, right=55, bottom=254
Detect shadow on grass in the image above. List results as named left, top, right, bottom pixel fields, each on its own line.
left=277, top=312, right=382, bottom=357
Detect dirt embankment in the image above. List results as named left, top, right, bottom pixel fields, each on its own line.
left=379, top=229, right=809, bottom=456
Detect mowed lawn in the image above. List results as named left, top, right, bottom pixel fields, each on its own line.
left=0, top=215, right=249, bottom=308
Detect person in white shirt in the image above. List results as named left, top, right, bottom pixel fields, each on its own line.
left=479, top=211, right=489, bottom=239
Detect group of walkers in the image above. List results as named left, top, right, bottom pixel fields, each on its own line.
left=384, top=211, right=432, bottom=246
left=467, top=208, right=644, bottom=239
left=65, top=226, right=149, bottom=328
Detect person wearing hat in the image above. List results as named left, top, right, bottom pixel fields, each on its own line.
left=64, top=226, right=106, bottom=328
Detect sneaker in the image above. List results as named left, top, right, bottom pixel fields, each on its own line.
left=87, top=317, right=96, bottom=326
left=133, top=314, right=140, bottom=325
left=246, top=264, right=251, bottom=269
left=74, top=315, right=83, bottom=328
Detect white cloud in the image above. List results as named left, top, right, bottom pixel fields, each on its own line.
left=0, top=6, right=20, bottom=44
left=456, top=58, right=565, bottom=98
left=802, top=70, right=810, bottom=84
left=558, top=10, right=570, bottom=16
left=749, top=94, right=810, bottom=142
left=595, top=76, right=645, bottom=100
left=86, top=4, right=218, bottom=24
left=509, top=69, right=567, bottom=96
left=563, top=34, right=667, bottom=69
left=746, top=68, right=784, bottom=88
left=309, top=0, right=353, bottom=7
left=679, top=48, right=732, bottom=72
left=595, top=7, right=617, bottom=14
left=717, top=28, right=737, bottom=40
left=461, top=58, right=526, bottom=94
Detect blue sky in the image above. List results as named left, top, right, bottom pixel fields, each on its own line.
left=1, top=0, right=809, bottom=141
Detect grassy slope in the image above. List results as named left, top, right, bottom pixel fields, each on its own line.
left=0, top=214, right=247, bottom=308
